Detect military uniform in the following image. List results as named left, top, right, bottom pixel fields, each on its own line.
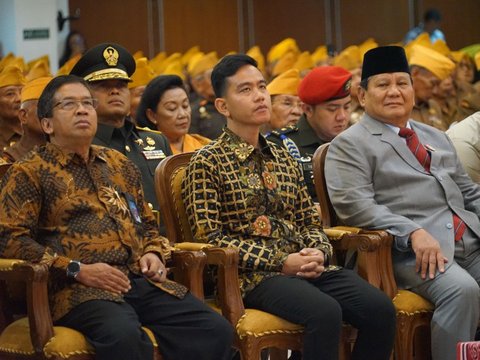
left=189, top=99, right=226, bottom=140
left=267, top=115, right=324, bottom=201
left=93, top=119, right=171, bottom=212
left=411, top=101, right=447, bottom=130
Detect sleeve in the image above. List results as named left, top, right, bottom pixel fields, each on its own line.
left=182, top=151, right=288, bottom=272
left=0, top=164, right=72, bottom=270
left=325, top=133, right=422, bottom=251
left=448, top=136, right=480, bottom=184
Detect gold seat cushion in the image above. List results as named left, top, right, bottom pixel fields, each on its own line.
left=393, top=289, right=434, bottom=314
left=236, top=309, right=303, bottom=339
left=0, top=317, right=157, bottom=358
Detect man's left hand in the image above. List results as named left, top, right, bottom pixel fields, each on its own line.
left=139, top=252, right=166, bottom=282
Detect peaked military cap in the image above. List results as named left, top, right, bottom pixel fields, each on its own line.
left=70, top=43, right=135, bottom=82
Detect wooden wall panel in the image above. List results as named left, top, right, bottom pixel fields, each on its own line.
left=69, top=0, right=151, bottom=55
left=420, top=0, right=480, bottom=50
left=337, top=0, right=410, bottom=51
left=251, top=0, right=327, bottom=53
left=162, top=0, right=239, bottom=55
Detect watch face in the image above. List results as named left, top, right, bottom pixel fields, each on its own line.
left=67, top=261, right=80, bottom=276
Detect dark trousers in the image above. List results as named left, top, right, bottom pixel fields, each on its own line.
left=56, top=276, right=234, bottom=360
left=244, top=269, right=396, bottom=360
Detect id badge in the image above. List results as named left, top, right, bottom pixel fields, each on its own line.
left=124, top=193, right=142, bottom=224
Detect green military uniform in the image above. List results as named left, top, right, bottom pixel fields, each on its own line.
left=189, top=99, right=226, bottom=140
left=266, top=115, right=325, bottom=201
left=93, top=118, right=171, bottom=212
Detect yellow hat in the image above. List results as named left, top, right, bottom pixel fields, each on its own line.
left=149, top=51, right=167, bottom=74
left=0, top=65, right=27, bottom=88
left=358, top=38, right=378, bottom=60
left=128, top=58, right=155, bottom=89
left=247, top=46, right=265, bottom=73
left=188, top=51, right=218, bottom=78
left=333, top=45, right=362, bottom=71
left=8, top=57, right=26, bottom=73
left=162, top=60, right=186, bottom=80
left=475, top=52, right=480, bottom=71
left=410, top=45, right=455, bottom=80
left=56, top=53, right=81, bottom=76
left=154, top=52, right=182, bottom=75
left=311, top=46, right=328, bottom=65
left=0, top=52, right=15, bottom=72
left=293, top=51, right=314, bottom=73
left=27, top=55, right=49, bottom=72
left=272, top=51, right=297, bottom=77
left=21, top=76, right=52, bottom=102
left=181, top=46, right=201, bottom=67
left=267, top=38, right=300, bottom=64
left=449, top=51, right=469, bottom=63
left=26, top=59, right=51, bottom=81
left=267, top=68, right=301, bottom=96
left=133, top=50, right=145, bottom=60
left=431, top=39, right=451, bottom=56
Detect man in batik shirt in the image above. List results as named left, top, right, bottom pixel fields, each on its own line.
left=182, top=54, right=396, bottom=360
left=0, top=75, right=233, bottom=360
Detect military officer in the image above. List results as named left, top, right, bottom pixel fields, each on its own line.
left=70, top=43, right=172, bottom=229
left=267, top=66, right=352, bottom=201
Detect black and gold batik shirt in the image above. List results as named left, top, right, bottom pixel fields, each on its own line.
left=0, top=143, right=184, bottom=321
left=182, top=128, right=333, bottom=297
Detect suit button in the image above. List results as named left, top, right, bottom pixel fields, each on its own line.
left=438, top=176, right=443, bottom=181
left=446, top=223, right=453, bottom=229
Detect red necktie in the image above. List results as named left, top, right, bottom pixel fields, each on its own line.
left=399, top=127, right=466, bottom=241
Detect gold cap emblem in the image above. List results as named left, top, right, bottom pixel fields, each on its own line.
left=103, top=46, right=119, bottom=66
left=146, top=137, right=155, bottom=146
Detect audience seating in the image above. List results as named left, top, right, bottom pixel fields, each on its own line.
left=0, top=244, right=207, bottom=359
left=313, top=142, right=434, bottom=360
left=155, top=152, right=394, bottom=360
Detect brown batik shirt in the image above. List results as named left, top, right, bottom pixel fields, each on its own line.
left=182, top=128, right=334, bottom=297
left=0, top=143, right=184, bottom=321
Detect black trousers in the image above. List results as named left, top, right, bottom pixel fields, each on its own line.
left=244, top=269, right=396, bottom=360
left=56, top=276, right=234, bottom=360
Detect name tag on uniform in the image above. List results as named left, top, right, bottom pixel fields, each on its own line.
left=302, top=163, right=313, bottom=171
left=142, top=150, right=166, bottom=160
left=124, top=193, right=142, bottom=224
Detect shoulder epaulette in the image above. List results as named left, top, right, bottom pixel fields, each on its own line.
left=135, top=125, right=164, bottom=136
left=267, top=125, right=298, bottom=138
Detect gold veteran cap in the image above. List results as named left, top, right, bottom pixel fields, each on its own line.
left=358, top=38, right=378, bottom=60
left=70, top=43, right=135, bottom=82
left=0, top=52, right=15, bottom=72
left=267, top=68, right=301, bottom=96
left=267, top=38, right=299, bottom=64
left=188, top=51, right=218, bottom=78
left=312, top=45, right=328, bottom=65
left=181, top=46, right=201, bottom=66
left=247, top=46, right=265, bottom=74
left=129, top=58, right=155, bottom=89
left=431, top=39, right=451, bottom=56
left=163, top=60, right=186, bottom=80
left=272, top=51, right=297, bottom=77
left=334, top=45, right=362, bottom=71
left=26, top=58, right=51, bottom=81
left=0, top=65, right=27, bottom=88
left=293, top=51, right=314, bottom=73
left=409, top=45, right=455, bottom=80
left=56, top=54, right=81, bottom=76
left=21, top=76, right=52, bottom=102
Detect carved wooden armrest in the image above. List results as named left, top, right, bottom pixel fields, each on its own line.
left=201, top=247, right=245, bottom=328
left=0, top=260, right=53, bottom=354
left=171, top=249, right=207, bottom=300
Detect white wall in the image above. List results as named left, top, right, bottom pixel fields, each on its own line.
left=0, top=0, right=69, bottom=73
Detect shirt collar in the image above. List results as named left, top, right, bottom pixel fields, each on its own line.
left=221, top=127, right=274, bottom=162
left=385, top=121, right=412, bottom=135
left=45, top=143, right=107, bottom=167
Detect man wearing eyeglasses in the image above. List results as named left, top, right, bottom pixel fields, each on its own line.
left=267, top=66, right=352, bottom=201
left=70, top=43, right=171, bottom=230
left=0, top=75, right=234, bottom=360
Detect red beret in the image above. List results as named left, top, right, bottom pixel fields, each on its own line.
left=298, top=66, right=352, bottom=105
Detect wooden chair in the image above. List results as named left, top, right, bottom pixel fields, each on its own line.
left=155, top=152, right=394, bottom=360
left=313, top=142, right=434, bottom=360
left=0, top=237, right=207, bottom=360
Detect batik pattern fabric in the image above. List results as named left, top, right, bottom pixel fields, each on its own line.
left=0, top=143, right=184, bottom=321
left=182, top=128, right=335, bottom=297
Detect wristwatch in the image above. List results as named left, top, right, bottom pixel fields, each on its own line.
left=66, top=260, right=81, bottom=279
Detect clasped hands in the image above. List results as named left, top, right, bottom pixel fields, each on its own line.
left=281, top=248, right=326, bottom=279
left=74, top=252, right=167, bottom=295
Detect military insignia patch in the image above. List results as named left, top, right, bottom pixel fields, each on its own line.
left=146, top=137, right=156, bottom=146
left=103, top=46, right=119, bottom=66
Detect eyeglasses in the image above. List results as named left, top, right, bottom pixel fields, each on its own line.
left=53, top=98, right=98, bottom=111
